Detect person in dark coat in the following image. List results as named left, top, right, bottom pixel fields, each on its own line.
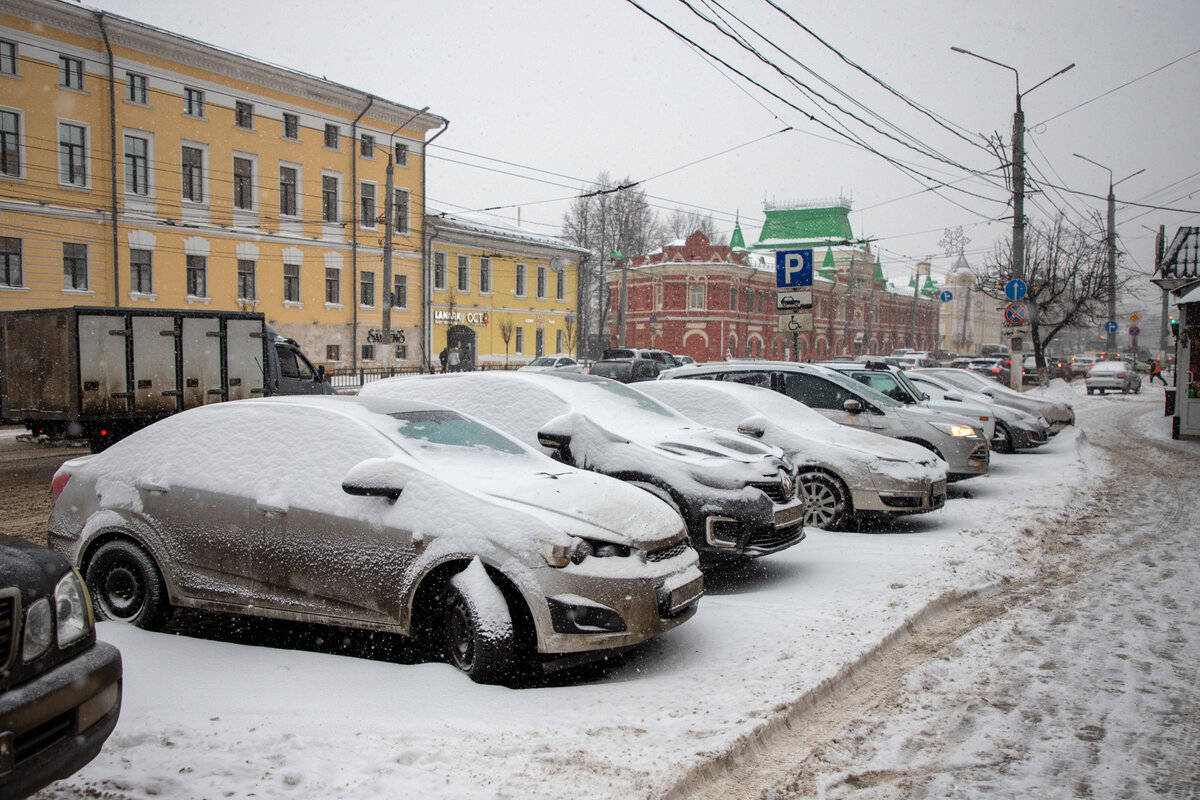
left=439, top=347, right=448, bottom=373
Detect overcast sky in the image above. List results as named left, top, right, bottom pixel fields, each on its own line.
left=85, top=0, right=1200, bottom=307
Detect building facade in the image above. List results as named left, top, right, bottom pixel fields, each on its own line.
left=938, top=254, right=1007, bottom=356
left=0, top=0, right=446, bottom=371
left=607, top=200, right=941, bottom=362
left=427, top=212, right=585, bottom=369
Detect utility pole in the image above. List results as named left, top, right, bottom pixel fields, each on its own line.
left=382, top=152, right=394, bottom=352
left=1157, top=225, right=1168, bottom=357
left=615, top=251, right=627, bottom=347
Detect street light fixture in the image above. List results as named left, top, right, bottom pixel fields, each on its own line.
left=951, top=46, right=1074, bottom=388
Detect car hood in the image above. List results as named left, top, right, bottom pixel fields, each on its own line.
left=0, top=535, right=70, bottom=602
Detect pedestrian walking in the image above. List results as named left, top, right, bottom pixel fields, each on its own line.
left=1149, top=358, right=1167, bottom=385
left=448, top=346, right=461, bottom=372
left=439, top=347, right=448, bottom=373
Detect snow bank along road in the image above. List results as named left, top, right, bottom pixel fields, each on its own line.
left=27, top=382, right=1198, bottom=799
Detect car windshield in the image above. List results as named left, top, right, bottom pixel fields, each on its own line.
left=527, top=357, right=558, bottom=367
left=817, top=367, right=902, bottom=408
left=582, top=378, right=680, bottom=420
left=388, top=409, right=526, bottom=455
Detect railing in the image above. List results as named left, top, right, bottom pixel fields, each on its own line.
left=325, top=362, right=520, bottom=392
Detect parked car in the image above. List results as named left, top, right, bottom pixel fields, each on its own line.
left=658, top=361, right=990, bottom=482
left=517, top=354, right=584, bottom=373
left=600, top=347, right=681, bottom=365
left=48, top=395, right=703, bottom=685
left=1085, top=361, right=1142, bottom=395
left=967, top=357, right=1011, bottom=384
left=914, top=368, right=1075, bottom=433
left=637, top=380, right=948, bottom=530
left=1, top=535, right=122, bottom=799
left=949, top=356, right=976, bottom=369
left=360, top=372, right=806, bottom=561
left=1070, top=354, right=1097, bottom=378
left=589, top=357, right=664, bottom=383
left=905, top=371, right=1050, bottom=453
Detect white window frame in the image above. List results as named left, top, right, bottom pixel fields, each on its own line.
left=180, top=141, right=207, bottom=205
left=515, top=263, right=527, bottom=297
left=392, top=187, right=410, bottom=234
left=59, top=55, right=83, bottom=90
left=125, top=72, right=148, bottom=105
left=57, top=119, right=90, bottom=189
left=0, top=106, right=25, bottom=180
left=536, top=265, right=547, bottom=300
left=433, top=251, right=447, bottom=291
left=122, top=129, right=154, bottom=199
left=0, top=40, right=17, bottom=76
left=457, top=254, right=469, bottom=293
left=232, top=152, right=256, bottom=212
left=184, top=87, right=205, bottom=118
left=321, top=170, right=341, bottom=224
left=359, top=180, right=377, bottom=230
left=479, top=257, right=491, bottom=295
left=278, top=161, right=302, bottom=219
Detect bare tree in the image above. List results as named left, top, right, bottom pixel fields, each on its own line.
left=660, top=208, right=721, bottom=245
left=498, top=315, right=514, bottom=366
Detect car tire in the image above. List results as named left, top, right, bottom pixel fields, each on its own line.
left=442, top=563, right=518, bottom=685
left=992, top=420, right=1015, bottom=454
left=1087, top=388, right=1093, bottom=395
left=85, top=539, right=172, bottom=630
left=799, top=470, right=850, bottom=530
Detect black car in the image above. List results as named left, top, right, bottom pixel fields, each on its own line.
left=589, top=357, right=664, bottom=383
left=1, top=535, right=122, bottom=799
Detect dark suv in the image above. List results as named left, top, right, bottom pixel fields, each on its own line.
left=1, top=535, right=121, bottom=799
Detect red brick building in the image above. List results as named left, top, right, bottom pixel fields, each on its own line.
left=607, top=201, right=941, bottom=362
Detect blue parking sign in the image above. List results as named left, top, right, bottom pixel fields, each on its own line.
left=776, top=250, right=813, bottom=288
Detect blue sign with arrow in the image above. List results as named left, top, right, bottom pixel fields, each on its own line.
left=1005, top=279, right=1027, bottom=301
left=939, top=290, right=953, bottom=303
left=775, top=250, right=814, bottom=288
left=1104, top=320, right=1118, bottom=333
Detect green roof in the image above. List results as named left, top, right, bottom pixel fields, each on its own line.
left=873, top=257, right=885, bottom=283
left=752, top=204, right=855, bottom=249
left=730, top=221, right=746, bottom=250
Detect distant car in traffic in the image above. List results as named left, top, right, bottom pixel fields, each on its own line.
left=589, top=357, right=665, bottom=383
left=914, top=368, right=1075, bottom=433
left=517, top=354, right=584, bottom=373
left=48, top=395, right=703, bottom=684
left=1085, top=361, right=1142, bottom=395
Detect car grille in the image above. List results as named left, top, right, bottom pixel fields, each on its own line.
left=745, top=519, right=805, bottom=554
left=647, top=541, right=689, bottom=562
left=969, top=442, right=989, bottom=463
left=750, top=479, right=792, bottom=504
left=15, top=709, right=74, bottom=766
left=0, top=590, right=15, bottom=672
left=1028, top=428, right=1047, bottom=444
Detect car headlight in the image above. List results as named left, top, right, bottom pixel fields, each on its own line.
left=930, top=422, right=978, bottom=437
left=541, top=537, right=631, bottom=567
left=56, top=569, right=93, bottom=646
left=22, top=598, right=53, bottom=662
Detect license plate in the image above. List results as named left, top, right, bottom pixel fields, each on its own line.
left=669, top=575, right=704, bottom=614
left=774, top=504, right=806, bottom=528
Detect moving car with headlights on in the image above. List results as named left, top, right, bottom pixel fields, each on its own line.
left=48, top=396, right=702, bottom=685
left=1, top=535, right=122, bottom=799
left=360, top=372, right=806, bottom=562
left=905, top=371, right=1049, bottom=452
left=914, top=368, right=1075, bottom=433
left=638, top=380, right=948, bottom=531
left=659, top=361, right=989, bottom=482
left=1085, top=360, right=1142, bottom=395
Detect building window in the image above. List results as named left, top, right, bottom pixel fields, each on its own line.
left=360, top=272, right=375, bottom=307
left=360, top=133, right=374, bottom=158
left=395, top=343, right=407, bottom=360
left=283, top=263, right=300, bottom=303
left=0, top=237, right=21, bottom=287
left=433, top=252, right=446, bottom=291
left=556, top=329, right=564, bottom=353
left=59, top=56, right=83, bottom=90
left=729, top=286, right=737, bottom=310
left=322, top=174, right=338, bottom=222
left=58, top=122, right=86, bottom=186
left=184, top=87, right=204, bottom=117
left=324, top=124, right=339, bottom=149
left=279, top=166, right=297, bottom=216
left=515, top=326, right=524, bottom=354
left=689, top=283, right=705, bottom=310
left=395, top=142, right=408, bottom=166
left=181, top=146, right=203, bottom=202
left=457, top=255, right=469, bottom=293
left=234, top=101, right=253, bottom=129
left=515, top=263, right=527, bottom=297
left=233, top=157, right=253, bottom=210
left=126, top=72, right=147, bottom=104
left=63, top=243, right=88, bottom=291
left=0, top=41, right=16, bottom=76
left=0, top=110, right=20, bottom=177
left=479, top=257, right=491, bottom=294
left=237, top=260, right=256, bottom=301
left=325, top=268, right=340, bottom=304
left=392, top=188, right=409, bottom=233
left=124, top=134, right=149, bottom=195
left=130, top=248, right=152, bottom=293
left=361, top=344, right=375, bottom=361
left=556, top=269, right=565, bottom=301
left=393, top=274, right=407, bottom=308
left=360, top=182, right=376, bottom=228
left=186, top=254, right=207, bottom=297
left=537, top=265, right=547, bottom=299
left=326, top=344, right=341, bottom=362
left=283, top=113, right=299, bottom=140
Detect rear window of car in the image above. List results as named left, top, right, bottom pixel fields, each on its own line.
left=590, top=361, right=632, bottom=381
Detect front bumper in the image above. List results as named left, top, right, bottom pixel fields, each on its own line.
left=866, top=478, right=947, bottom=515
left=942, top=436, right=990, bottom=481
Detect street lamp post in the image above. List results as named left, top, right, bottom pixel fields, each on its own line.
left=1073, top=153, right=1144, bottom=356
left=951, top=47, right=1074, bottom=389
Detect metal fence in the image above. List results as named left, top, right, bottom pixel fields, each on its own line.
left=325, top=362, right=520, bottom=393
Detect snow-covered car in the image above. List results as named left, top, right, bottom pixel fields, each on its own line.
left=1, top=535, right=122, bottom=799
left=637, top=380, right=948, bottom=530
left=359, top=372, right=806, bottom=562
left=905, top=371, right=1050, bottom=452
left=1070, top=354, right=1096, bottom=378
left=517, top=354, right=584, bottom=373
left=1085, top=361, right=1142, bottom=395
left=914, top=368, right=1075, bottom=433
left=47, top=395, right=703, bottom=685
left=657, top=361, right=990, bottom=482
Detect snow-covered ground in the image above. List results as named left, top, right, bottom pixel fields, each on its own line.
left=32, top=380, right=1196, bottom=800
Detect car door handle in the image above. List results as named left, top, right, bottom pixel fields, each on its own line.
left=136, top=480, right=168, bottom=494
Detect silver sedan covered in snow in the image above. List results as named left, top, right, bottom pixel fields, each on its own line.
left=637, top=380, right=948, bottom=530
left=47, top=395, right=702, bottom=685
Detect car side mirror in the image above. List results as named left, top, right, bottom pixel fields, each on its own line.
left=843, top=398, right=862, bottom=414
left=341, top=458, right=413, bottom=501
left=537, top=430, right=572, bottom=450
left=736, top=416, right=765, bottom=438
left=944, top=391, right=964, bottom=402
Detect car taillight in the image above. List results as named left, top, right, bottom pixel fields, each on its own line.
left=1117, top=372, right=1125, bottom=379
left=51, top=472, right=70, bottom=506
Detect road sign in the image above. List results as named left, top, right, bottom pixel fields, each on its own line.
left=776, top=290, right=813, bottom=311
left=777, top=313, right=814, bottom=333
left=940, top=290, right=953, bottom=303
left=1130, top=314, right=1140, bottom=323
left=1005, top=279, right=1027, bottom=301
left=1129, top=325, right=1141, bottom=336
left=1003, top=302, right=1028, bottom=326
left=775, top=250, right=814, bottom=288
left=1104, top=320, right=1118, bottom=333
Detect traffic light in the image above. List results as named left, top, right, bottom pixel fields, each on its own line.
left=1170, top=313, right=1179, bottom=336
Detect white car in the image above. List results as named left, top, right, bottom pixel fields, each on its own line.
left=906, top=372, right=1050, bottom=452
left=1085, top=361, right=1142, bottom=395
left=517, top=354, right=584, bottom=373
left=637, top=380, right=948, bottom=530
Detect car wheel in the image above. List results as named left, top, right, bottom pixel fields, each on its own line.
left=85, top=539, right=171, bottom=630
left=799, top=470, right=850, bottom=530
left=1135, top=384, right=1142, bottom=394
left=1087, top=388, right=1093, bottom=395
left=442, top=561, right=518, bottom=684
left=992, top=420, right=1015, bottom=454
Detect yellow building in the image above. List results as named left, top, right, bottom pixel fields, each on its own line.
left=426, top=212, right=584, bottom=369
left=0, top=0, right=445, bottom=371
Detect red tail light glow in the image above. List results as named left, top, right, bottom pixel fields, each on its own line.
left=51, top=472, right=70, bottom=506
